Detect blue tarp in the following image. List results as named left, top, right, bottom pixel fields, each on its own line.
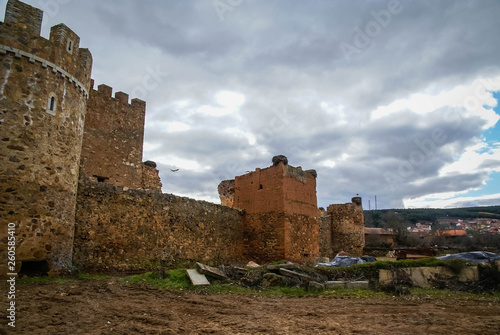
left=316, top=256, right=376, bottom=267
left=437, top=251, right=500, bottom=263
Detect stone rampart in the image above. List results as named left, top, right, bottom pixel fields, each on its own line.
left=73, top=177, right=244, bottom=272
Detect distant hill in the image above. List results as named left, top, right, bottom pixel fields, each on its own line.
left=364, top=205, right=500, bottom=226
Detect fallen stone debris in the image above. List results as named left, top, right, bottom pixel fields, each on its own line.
left=193, top=260, right=366, bottom=290
left=191, top=250, right=500, bottom=292
left=196, top=262, right=228, bottom=280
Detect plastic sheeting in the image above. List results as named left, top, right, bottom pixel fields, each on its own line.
left=316, top=256, right=376, bottom=267
left=437, top=251, right=500, bottom=263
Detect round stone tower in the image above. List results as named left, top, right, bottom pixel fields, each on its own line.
left=326, top=197, right=365, bottom=257
left=0, top=0, right=92, bottom=274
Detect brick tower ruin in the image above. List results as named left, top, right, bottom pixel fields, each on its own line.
left=0, top=0, right=92, bottom=274
left=219, top=156, right=320, bottom=263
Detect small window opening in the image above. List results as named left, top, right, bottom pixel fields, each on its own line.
left=259, top=184, right=263, bottom=189
left=47, top=95, right=56, bottom=115
left=66, top=39, right=73, bottom=53
left=19, top=260, right=49, bottom=277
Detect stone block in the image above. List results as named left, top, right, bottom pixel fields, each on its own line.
left=325, top=281, right=347, bottom=288
left=186, top=269, right=210, bottom=286
left=345, top=281, right=369, bottom=289
left=246, top=261, right=261, bottom=268
left=196, top=262, right=228, bottom=280
left=315, top=257, right=330, bottom=264
left=279, top=268, right=313, bottom=282
left=266, top=263, right=295, bottom=271
left=263, top=273, right=285, bottom=287
left=308, top=281, right=325, bottom=291
left=379, top=270, right=392, bottom=285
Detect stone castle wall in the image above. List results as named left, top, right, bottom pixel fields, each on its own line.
left=318, top=214, right=334, bottom=258
left=1, top=1, right=365, bottom=275
left=0, top=0, right=92, bottom=274
left=80, top=83, right=153, bottom=190
left=74, top=176, right=244, bottom=272
left=141, top=163, right=162, bottom=192
left=324, top=197, right=365, bottom=257
left=217, top=179, right=235, bottom=207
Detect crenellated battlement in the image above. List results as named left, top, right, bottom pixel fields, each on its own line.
left=90, top=81, right=146, bottom=109
left=0, top=0, right=92, bottom=91
left=3, top=0, right=43, bottom=36
left=80, top=81, right=147, bottom=190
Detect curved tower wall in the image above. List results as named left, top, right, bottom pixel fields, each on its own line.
left=0, top=0, right=92, bottom=274
left=327, top=197, right=365, bottom=257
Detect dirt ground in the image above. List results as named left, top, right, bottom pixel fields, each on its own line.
left=2, top=278, right=500, bottom=335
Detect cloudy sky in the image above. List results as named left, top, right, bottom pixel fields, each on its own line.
left=6, top=0, right=500, bottom=209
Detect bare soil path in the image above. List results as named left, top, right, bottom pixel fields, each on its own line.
left=2, top=278, right=500, bottom=334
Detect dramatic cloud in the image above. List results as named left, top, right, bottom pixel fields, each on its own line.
left=14, top=0, right=500, bottom=209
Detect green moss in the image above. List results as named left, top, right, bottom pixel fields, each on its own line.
left=122, top=270, right=191, bottom=290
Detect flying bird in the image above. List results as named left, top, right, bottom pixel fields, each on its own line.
left=170, top=169, right=179, bottom=172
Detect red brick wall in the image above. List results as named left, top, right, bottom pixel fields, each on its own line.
left=234, top=165, right=285, bottom=213
left=282, top=165, right=317, bottom=217
left=234, top=161, right=319, bottom=263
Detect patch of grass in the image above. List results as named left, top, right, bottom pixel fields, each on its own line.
left=121, top=269, right=191, bottom=290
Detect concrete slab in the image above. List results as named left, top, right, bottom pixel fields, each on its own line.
left=186, top=269, right=210, bottom=286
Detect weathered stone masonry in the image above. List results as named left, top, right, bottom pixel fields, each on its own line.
left=80, top=82, right=161, bottom=192
left=325, top=197, right=365, bottom=257
left=74, top=175, right=244, bottom=272
left=0, top=0, right=92, bottom=274
left=1, top=1, right=365, bottom=275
